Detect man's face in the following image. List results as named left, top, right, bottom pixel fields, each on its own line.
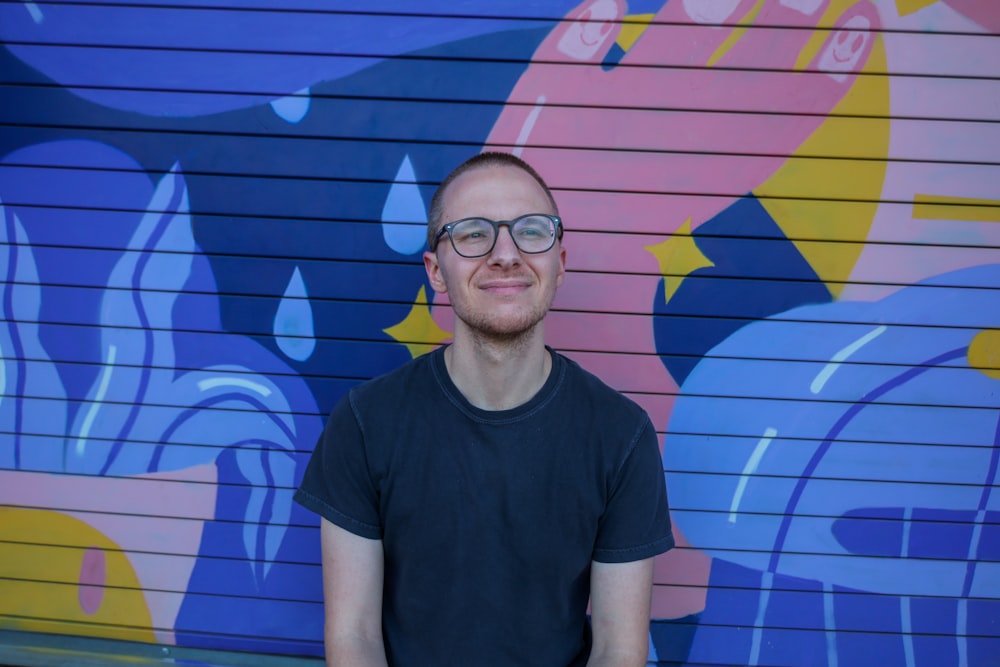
left=424, top=164, right=566, bottom=341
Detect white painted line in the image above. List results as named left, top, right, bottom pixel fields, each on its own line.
left=513, top=95, right=546, bottom=157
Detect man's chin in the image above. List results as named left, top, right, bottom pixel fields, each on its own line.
left=457, top=311, right=546, bottom=343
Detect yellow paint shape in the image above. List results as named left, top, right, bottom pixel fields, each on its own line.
left=645, top=219, right=715, bottom=305
left=706, top=0, right=767, bottom=67
left=758, top=31, right=889, bottom=298
left=615, top=14, right=655, bottom=52
left=383, top=285, right=452, bottom=359
left=912, top=195, right=1000, bottom=222
left=895, top=0, right=939, bottom=17
left=968, top=330, right=1000, bottom=380
left=0, top=508, right=155, bottom=644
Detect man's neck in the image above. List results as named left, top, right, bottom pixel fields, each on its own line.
left=444, top=326, right=552, bottom=411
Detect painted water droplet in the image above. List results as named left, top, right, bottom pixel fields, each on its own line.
left=270, top=87, right=311, bottom=124
left=78, top=547, right=106, bottom=615
left=274, top=267, right=316, bottom=362
left=382, top=155, right=427, bottom=255
left=24, top=1, right=45, bottom=24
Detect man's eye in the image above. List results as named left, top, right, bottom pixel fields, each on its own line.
left=455, top=225, right=491, bottom=242
left=516, top=225, right=547, bottom=239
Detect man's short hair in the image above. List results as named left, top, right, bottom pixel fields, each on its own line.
left=427, top=151, right=559, bottom=249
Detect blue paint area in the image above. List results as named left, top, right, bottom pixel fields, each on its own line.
left=909, top=508, right=978, bottom=560
left=911, top=597, right=959, bottom=667
left=1, top=24, right=548, bottom=654
left=653, top=195, right=832, bottom=387
left=690, top=561, right=995, bottom=667
left=682, top=561, right=760, bottom=665
left=4, top=2, right=999, bottom=661
left=175, top=449, right=324, bottom=654
left=830, top=507, right=909, bottom=558
left=649, top=614, right=700, bottom=665
left=274, top=267, right=317, bottom=362
left=382, top=155, right=430, bottom=255
left=0, top=0, right=579, bottom=116
left=0, top=141, right=156, bottom=421
left=667, top=264, right=1000, bottom=665
left=829, top=589, right=905, bottom=665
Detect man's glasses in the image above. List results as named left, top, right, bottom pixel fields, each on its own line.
left=431, top=214, right=563, bottom=258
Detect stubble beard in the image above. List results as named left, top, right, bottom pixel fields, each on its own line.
left=452, top=295, right=554, bottom=348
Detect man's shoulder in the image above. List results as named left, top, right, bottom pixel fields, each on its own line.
left=348, top=347, right=441, bottom=407
left=553, top=350, right=647, bottom=422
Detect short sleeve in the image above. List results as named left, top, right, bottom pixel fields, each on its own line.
left=592, top=415, right=674, bottom=563
left=294, top=392, right=383, bottom=539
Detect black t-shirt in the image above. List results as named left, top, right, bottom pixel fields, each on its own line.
left=295, top=346, right=673, bottom=666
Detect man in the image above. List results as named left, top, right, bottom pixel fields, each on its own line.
left=294, top=152, right=673, bottom=666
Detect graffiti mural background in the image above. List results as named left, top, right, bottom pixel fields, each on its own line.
left=1, top=0, right=998, bottom=664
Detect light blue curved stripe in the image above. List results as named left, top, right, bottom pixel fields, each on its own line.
left=0, top=338, right=6, bottom=410
left=729, top=427, right=777, bottom=523
left=957, top=598, right=968, bottom=667
left=197, top=376, right=272, bottom=397
left=823, top=582, right=837, bottom=667
left=75, top=344, right=117, bottom=457
left=901, top=507, right=915, bottom=667
left=810, top=325, right=887, bottom=394
left=749, top=571, right=774, bottom=665
left=22, top=1, right=43, bottom=23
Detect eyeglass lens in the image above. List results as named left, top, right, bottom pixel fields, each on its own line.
left=449, top=215, right=556, bottom=257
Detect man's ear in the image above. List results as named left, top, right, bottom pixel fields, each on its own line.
left=424, top=251, right=448, bottom=294
left=556, top=244, right=567, bottom=287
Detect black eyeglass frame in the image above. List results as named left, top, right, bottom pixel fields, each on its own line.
left=430, top=213, right=564, bottom=258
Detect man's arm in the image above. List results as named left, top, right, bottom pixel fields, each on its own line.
left=320, top=518, right=389, bottom=667
left=587, top=558, right=655, bottom=667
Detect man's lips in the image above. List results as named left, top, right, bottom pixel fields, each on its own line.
left=478, top=280, right=532, bottom=294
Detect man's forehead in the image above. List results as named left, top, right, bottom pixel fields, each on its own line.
left=441, top=164, right=552, bottom=217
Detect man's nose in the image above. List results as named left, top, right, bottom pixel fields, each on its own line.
left=487, top=224, right=522, bottom=264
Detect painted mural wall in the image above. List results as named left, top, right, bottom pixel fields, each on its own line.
left=1, top=0, right=998, bottom=664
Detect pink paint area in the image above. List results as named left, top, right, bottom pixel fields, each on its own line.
left=463, top=0, right=883, bottom=618
left=555, top=0, right=622, bottom=61
left=943, top=0, right=1000, bottom=32
left=485, top=0, right=882, bottom=412
left=836, top=1, right=1000, bottom=302
left=0, top=464, right=217, bottom=644
left=78, top=547, right=107, bottom=615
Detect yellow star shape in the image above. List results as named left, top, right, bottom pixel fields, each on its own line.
left=383, top=286, right=452, bottom=359
left=644, top=219, right=715, bottom=306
